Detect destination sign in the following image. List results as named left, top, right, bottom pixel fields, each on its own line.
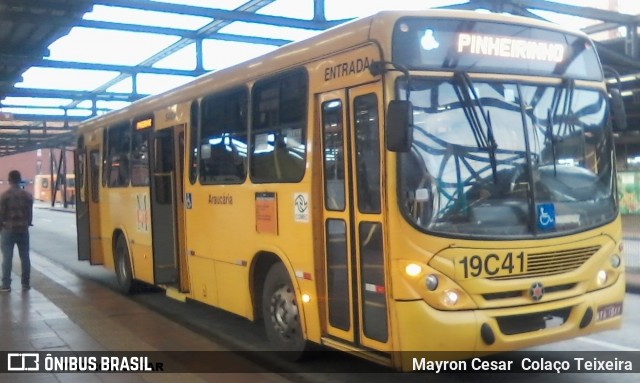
left=135, top=118, right=153, bottom=130
left=457, top=33, right=565, bottom=63
left=392, top=17, right=602, bottom=80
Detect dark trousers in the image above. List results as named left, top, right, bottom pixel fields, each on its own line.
left=1, top=229, right=30, bottom=288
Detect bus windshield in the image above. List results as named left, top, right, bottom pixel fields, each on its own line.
left=397, top=77, right=616, bottom=238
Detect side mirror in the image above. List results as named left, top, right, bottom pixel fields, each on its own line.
left=609, top=88, right=627, bottom=131
left=386, top=100, right=413, bottom=152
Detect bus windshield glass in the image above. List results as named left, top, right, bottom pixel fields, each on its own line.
left=392, top=17, right=602, bottom=80
left=397, top=77, right=616, bottom=238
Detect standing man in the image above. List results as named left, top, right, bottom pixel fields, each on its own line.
left=0, top=170, right=33, bottom=292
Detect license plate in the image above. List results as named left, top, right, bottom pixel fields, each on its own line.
left=597, top=302, right=623, bottom=321
left=455, top=251, right=526, bottom=279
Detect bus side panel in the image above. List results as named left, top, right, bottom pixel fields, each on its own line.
left=98, top=188, right=116, bottom=271
left=188, top=256, right=218, bottom=306
left=183, top=183, right=317, bottom=322
left=106, top=189, right=154, bottom=284
left=129, top=191, right=154, bottom=284
left=183, top=185, right=249, bottom=314
left=130, top=242, right=154, bottom=284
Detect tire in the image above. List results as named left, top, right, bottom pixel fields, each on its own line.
left=115, top=235, right=135, bottom=294
left=262, top=263, right=308, bottom=360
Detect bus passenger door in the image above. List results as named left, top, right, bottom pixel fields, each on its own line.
left=75, top=141, right=102, bottom=265
left=84, top=147, right=104, bottom=264
left=150, top=125, right=187, bottom=288
left=318, top=83, right=390, bottom=352
left=75, top=144, right=90, bottom=261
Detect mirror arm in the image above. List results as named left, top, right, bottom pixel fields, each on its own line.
left=370, top=61, right=411, bottom=100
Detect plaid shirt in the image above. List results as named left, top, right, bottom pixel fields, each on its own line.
left=0, top=185, right=33, bottom=232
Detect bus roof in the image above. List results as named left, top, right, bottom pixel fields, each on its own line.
left=76, top=9, right=590, bottom=134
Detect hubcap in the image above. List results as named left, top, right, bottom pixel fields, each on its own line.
left=270, top=284, right=299, bottom=340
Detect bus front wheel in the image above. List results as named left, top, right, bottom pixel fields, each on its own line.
left=115, top=235, right=134, bottom=294
left=262, top=263, right=307, bottom=360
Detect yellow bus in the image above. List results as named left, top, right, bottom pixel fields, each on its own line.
left=74, top=9, right=626, bottom=370
left=34, top=174, right=75, bottom=204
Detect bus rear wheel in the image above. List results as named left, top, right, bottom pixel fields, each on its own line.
left=262, top=263, right=307, bottom=360
left=115, top=235, right=135, bottom=294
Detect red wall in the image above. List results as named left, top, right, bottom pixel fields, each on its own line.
left=0, top=149, right=75, bottom=195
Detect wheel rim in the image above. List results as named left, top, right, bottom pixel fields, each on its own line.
left=269, top=283, right=299, bottom=341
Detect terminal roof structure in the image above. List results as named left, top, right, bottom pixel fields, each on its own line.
left=1, top=0, right=639, bottom=156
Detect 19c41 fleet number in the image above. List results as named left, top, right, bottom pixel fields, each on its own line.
left=456, top=252, right=526, bottom=279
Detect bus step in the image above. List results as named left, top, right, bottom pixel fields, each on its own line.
left=165, top=287, right=187, bottom=302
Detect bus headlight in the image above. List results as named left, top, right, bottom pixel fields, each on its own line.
left=405, top=263, right=422, bottom=277
left=396, top=260, right=477, bottom=309
left=443, top=289, right=459, bottom=306
left=596, top=270, right=608, bottom=286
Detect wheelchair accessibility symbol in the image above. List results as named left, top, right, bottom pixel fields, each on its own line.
left=537, top=203, right=555, bottom=230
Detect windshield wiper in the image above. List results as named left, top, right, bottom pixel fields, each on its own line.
left=486, top=111, right=498, bottom=183
left=454, top=72, right=498, bottom=183
left=547, top=78, right=575, bottom=177
left=546, top=109, right=558, bottom=177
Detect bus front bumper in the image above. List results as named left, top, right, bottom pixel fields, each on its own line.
left=394, top=273, right=625, bottom=368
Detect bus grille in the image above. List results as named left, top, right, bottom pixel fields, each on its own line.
left=496, top=307, right=572, bottom=335
left=490, top=245, right=600, bottom=280
left=482, top=283, right=576, bottom=301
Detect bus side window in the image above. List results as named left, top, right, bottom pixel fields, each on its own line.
left=200, top=87, right=248, bottom=184
left=251, top=69, right=308, bottom=183
left=354, top=93, right=381, bottom=214
left=189, top=101, right=200, bottom=184
left=321, top=99, right=346, bottom=211
left=131, top=129, right=150, bottom=186
left=106, top=122, right=132, bottom=187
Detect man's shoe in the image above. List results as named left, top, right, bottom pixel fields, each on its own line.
left=0, top=286, right=10, bottom=292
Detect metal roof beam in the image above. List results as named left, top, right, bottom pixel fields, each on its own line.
left=440, top=0, right=542, bottom=19
left=313, top=0, right=326, bottom=21
left=0, top=103, right=110, bottom=113
left=0, top=114, right=87, bottom=123
left=508, top=0, right=637, bottom=24
left=583, top=22, right=624, bottom=35
left=92, top=0, right=345, bottom=30
left=9, top=87, right=148, bottom=102
left=0, top=138, right=72, bottom=144
left=61, top=0, right=280, bottom=111
left=595, top=41, right=640, bottom=71
left=0, top=134, right=71, bottom=141
left=0, top=54, right=207, bottom=77
left=76, top=19, right=292, bottom=46
left=442, top=0, right=638, bottom=25
left=0, top=126, right=73, bottom=132
left=0, top=0, right=92, bottom=14
left=0, top=11, right=293, bottom=46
